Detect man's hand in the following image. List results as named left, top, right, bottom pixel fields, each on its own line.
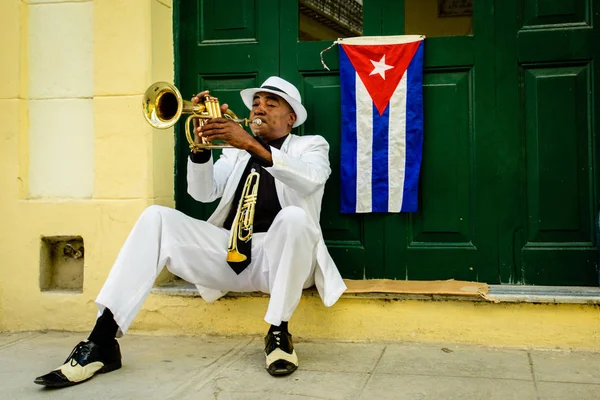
left=190, top=90, right=229, bottom=147
left=190, top=91, right=272, bottom=163
left=198, top=118, right=256, bottom=150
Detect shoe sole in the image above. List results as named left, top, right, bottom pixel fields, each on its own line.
left=265, top=349, right=298, bottom=377
left=267, top=364, right=298, bottom=376
left=99, top=360, right=122, bottom=374
left=34, top=361, right=122, bottom=388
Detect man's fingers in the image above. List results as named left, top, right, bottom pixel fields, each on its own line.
left=202, top=119, right=233, bottom=132
left=199, top=116, right=245, bottom=139
left=207, top=117, right=230, bottom=125
left=204, top=133, right=227, bottom=142
left=194, top=117, right=227, bottom=134
left=200, top=127, right=228, bottom=137
left=191, top=90, right=210, bottom=104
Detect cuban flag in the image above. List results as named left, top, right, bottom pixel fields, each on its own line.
left=339, top=35, right=424, bottom=213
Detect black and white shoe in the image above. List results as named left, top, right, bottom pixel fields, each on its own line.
left=264, top=330, right=298, bottom=376
left=34, top=340, right=122, bottom=388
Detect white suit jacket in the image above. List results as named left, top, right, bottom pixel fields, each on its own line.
left=186, top=133, right=347, bottom=307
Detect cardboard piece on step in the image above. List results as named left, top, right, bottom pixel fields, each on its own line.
left=343, top=279, right=490, bottom=299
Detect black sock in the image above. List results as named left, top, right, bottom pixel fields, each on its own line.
left=88, top=308, right=119, bottom=346
left=269, top=321, right=288, bottom=334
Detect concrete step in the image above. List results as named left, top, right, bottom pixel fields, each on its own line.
left=135, top=281, right=600, bottom=350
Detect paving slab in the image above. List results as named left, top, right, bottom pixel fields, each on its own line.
left=0, top=332, right=102, bottom=400
left=186, top=393, right=327, bottom=400
left=182, top=369, right=370, bottom=400
left=1, top=332, right=81, bottom=376
left=360, top=374, right=537, bottom=400
left=375, top=342, right=533, bottom=380
left=0, top=331, right=41, bottom=349
left=96, top=335, right=252, bottom=399
left=530, top=349, right=600, bottom=384
left=537, top=382, right=600, bottom=400
left=296, top=341, right=386, bottom=373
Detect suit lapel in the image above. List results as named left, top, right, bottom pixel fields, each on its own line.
left=280, top=134, right=293, bottom=152
left=224, top=151, right=251, bottom=203
left=208, top=151, right=251, bottom=226
left=274, top=135, right=293, bottom=207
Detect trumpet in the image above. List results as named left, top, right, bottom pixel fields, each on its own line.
left=142, top=81, right=262, bottom=151
left=227, top=168, right=260, bottom=264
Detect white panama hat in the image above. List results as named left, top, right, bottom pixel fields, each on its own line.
left=240, top=76, right=307, bottom=128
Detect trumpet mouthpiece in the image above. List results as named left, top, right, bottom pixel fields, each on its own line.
left=252, top=119, right=263, bottom=126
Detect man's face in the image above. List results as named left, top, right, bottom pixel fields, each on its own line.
left=249, top=91, right=297, bottom=141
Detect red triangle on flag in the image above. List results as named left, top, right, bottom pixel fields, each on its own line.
left=341, top=41, right=421, bottom=116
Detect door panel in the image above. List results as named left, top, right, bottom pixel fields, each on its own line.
left=412, top=70, right=473, bottom=246
left=496, top=0, right=599, bottom=285
left=522, top=0, right=589, bottom=26
left=524, top=66, right=593, bottom=245
left=406, top=67, right=477, bottom=280
left=200, top=0, right=258, bottom=41
left=518, top=1, right=598, bottom=285
left=520, top=64, right=597, bottom=285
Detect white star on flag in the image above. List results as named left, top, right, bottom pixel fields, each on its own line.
left=369, top=55, right=394, bottom=80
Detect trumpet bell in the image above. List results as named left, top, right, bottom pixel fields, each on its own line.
left=143, top=81, right=188, bottom=129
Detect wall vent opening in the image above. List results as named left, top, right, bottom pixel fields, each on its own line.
left=40, top=236, right=84, bottom=292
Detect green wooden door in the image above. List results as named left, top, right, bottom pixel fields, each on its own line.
left=496, top=0, right=600, bottom=285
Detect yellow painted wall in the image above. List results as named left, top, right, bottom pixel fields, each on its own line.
left=0, top=0, right=174, bottom=332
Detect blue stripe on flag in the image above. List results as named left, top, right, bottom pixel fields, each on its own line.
left=402, top=41, right=425, bottom=212
left=339, top=47, right=358, bottom=213
left=372, top=103, right=389, bottom=212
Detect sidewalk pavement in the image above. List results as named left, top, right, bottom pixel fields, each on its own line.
left=1, top=331, right=599, bottom=400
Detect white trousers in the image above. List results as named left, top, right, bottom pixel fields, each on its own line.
left=95, top=205, right=319, bottom=335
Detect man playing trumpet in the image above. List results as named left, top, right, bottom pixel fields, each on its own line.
left=34, top=76, right=346, bottom=387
